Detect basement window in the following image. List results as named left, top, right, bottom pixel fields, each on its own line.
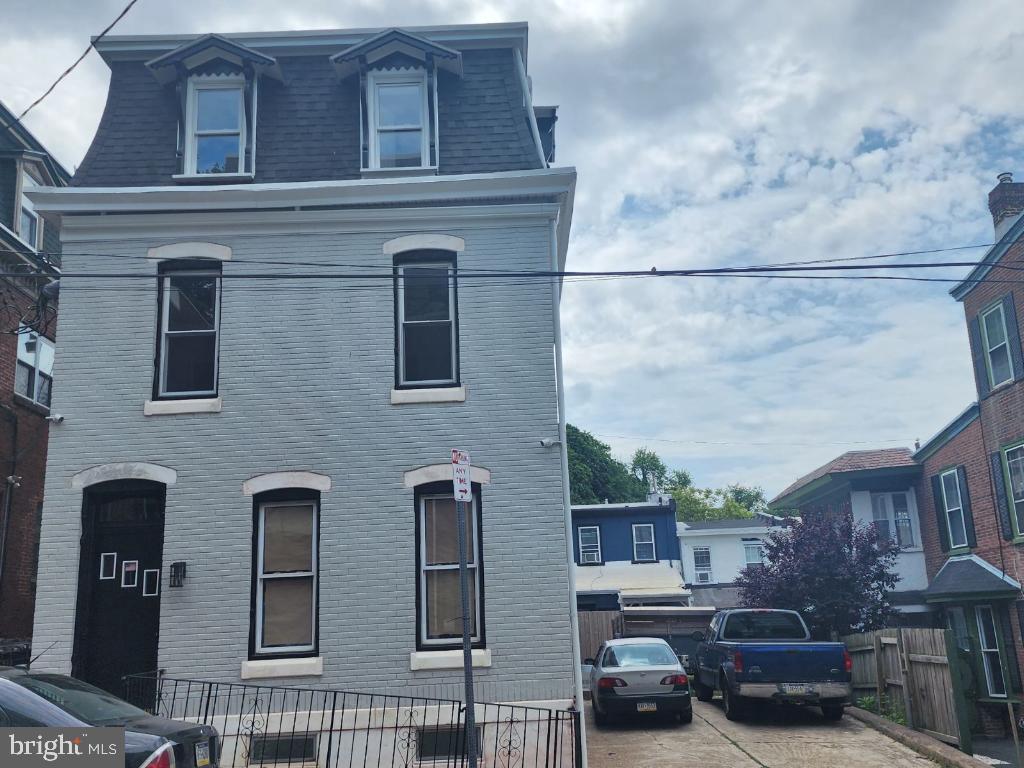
left=417, top=726, right=481, bottom=763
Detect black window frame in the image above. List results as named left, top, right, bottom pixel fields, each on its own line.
left=153, top=259, right=223, bottom=401
left=393, top=250, right=461, bottom=390
left=413, top=480, right=485, bottom=651
left=248, top=488, right=321, bottom=661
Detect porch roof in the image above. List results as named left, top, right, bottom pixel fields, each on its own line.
left=923, top=555, right=1022, bottom=602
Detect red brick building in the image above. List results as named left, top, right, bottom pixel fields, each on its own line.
left=0, top=100, right=67, bottom=654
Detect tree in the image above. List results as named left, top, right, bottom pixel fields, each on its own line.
left=630, top=447, right=668, bottom=489
left=724, top=484, right=768, bottom=515
left=566, top=424, right=646, bottom=504
left=735, top=512, right=899, bottom=638
left=672, top=486, right=753, bottom=522
left=666, top=469, right=693, bottom=491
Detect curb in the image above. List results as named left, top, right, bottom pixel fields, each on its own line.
left=846, top=706, right=987, bottom=768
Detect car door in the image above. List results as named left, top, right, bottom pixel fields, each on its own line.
left=698, top=614, right=721, bottom=686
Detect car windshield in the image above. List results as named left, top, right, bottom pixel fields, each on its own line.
left=604, top=644, right=677, bottom=667
left=721, top=611, right=807, bottom=640
left=12, top=674, right=147, bottom=725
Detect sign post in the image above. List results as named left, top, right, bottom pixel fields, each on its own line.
left=451, top=448, right=477, bottom=768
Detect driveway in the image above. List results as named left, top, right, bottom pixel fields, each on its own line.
left=586, top=699, right=939, bottom=768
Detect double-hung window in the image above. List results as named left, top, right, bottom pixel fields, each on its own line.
left=395, top=255, right=458, bottom=387
left=255, top=499, right=318, bottom=656
left=418, top=491, right=483, bottom=648
left=975, top=605, right=1006, bottom=697
left=939, top=468, right=969, bottom=549
left=15, top=326, right=54, bottom=408
left=19, top=171, right=40, bottom=251
left=693, top=547, right=712, bottom=584
left=186, top=80, right=245, bottom=175
left=368, top=72, right=429, bottom=169
left=157, top=261, right=221, bottom=398
left=1004, top=445, right=1024, bottom=536
left=871, top=492, right=915, bottom=548
left=632, top=524, right=656, bottom=562
left=743, top=541, right=765, bottom=567
left=981, top=303, right=1014, bottom=389
left=578, top=526, right=602, bottom=564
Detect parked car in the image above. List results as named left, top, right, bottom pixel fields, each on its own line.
left=0, top=668, right=218, bottom=768
left=585, top=637, right=692, bottom=726
left=691, top=608, right=852, bottom=722
left=0, top=676, right=175, bottom=768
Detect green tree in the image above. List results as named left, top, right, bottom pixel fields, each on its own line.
left=666, top=469, right=693, bottom=491
left=566, top=425, right=646, bottom=504
left=672, top=486, right=754, bottom=522
left=631, top=447, right=668, bottom=489
left=724, top=484, right=768, bottom=515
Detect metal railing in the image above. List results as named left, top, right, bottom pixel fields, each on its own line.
left=123, top=673, right=581, bottom=768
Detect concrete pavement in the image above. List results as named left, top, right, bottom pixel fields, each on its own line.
left=586, top=699, right=940, bottom=767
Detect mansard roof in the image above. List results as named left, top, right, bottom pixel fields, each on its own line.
left=330, top=28, right=463, bottom=78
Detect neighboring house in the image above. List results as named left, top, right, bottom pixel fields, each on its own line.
left=0, top=100, right=68, bottom=650
left=678, top=516, right=783, bottom=608
left=770, top=448, right=931, bottom=625
left=571, top=491, right=687, bottom=611
left=27, top=22, right=580, bottom=716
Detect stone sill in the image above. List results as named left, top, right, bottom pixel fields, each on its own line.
left=240, top=656, right=323, bottom=680
left=410, top=649, right=491, bottom=671
left=144, top=397, right=222, bottom=416
left=391, top=386, right=466, bottom=405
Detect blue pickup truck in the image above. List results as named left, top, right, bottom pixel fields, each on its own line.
left=691, top=608, right=852, bottom=722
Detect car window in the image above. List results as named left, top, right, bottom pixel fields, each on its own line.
left=603, top=644, right=678, bottom=667
left=13, top=674, right=147, bottom=726
left=0, top=679, right=86, bottom=727
left=721, top=611, right=808, bottom=640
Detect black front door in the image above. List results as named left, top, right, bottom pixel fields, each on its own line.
left=73, top=480, right=165, bottom=695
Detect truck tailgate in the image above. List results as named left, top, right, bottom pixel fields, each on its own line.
left=730, top=642, right=846, bottom=682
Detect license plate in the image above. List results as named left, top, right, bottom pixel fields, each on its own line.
left=782, top=684, right=814, bottom=695
left=636, top=702, right=657, bottom=712
left=195, top=742, right=211, bottom=767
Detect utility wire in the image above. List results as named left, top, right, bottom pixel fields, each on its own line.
left=593, top=432, right=913, bottom=448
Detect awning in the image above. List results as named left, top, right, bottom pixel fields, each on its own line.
left=574, top=562, right=689, bottom=600
left=923, top=555, right=1022, bottom=602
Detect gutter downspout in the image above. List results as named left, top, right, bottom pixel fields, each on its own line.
left=514, top=49, right=548, bottom=169
left=0, top=403, right=18, bottom=609
left=551, top=218, right=587, bottom=765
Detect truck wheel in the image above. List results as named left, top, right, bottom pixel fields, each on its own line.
left=722, top=684, right=746, bottom=722
left=821, top=705, right=844, bottom=722
left=694, top=679, right=714, bottom=702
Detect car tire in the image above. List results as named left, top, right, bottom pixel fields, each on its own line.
left=722, top=684, right=746, bottom=722
left=678, top=708, right=693, bottom=725
left=694, top=679, right=714, bottom=702
left=821, top=705, right=844, bottom=722
left=593, top=703, right=609, bottom=727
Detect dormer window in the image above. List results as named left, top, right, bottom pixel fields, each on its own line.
left=186, top=79, right=246, bottom=175
left=18, top=169, right=41, bottom=251
left=368, top=72, right=429, bottom=169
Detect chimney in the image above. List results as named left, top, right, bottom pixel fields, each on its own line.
left=989, top=172, right=1024, bottom=240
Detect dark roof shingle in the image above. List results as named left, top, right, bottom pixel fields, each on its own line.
left=772, top=448, right=916, bottom=505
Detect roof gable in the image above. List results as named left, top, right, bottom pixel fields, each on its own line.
left=771, top=447, right=917, bottom=507
left=145, top=33, right=280, bottom=83
left=331, top=28, right=463, bottom=78
left=950, top=214, right=1024, bottom=301
left=0, top=101, right=71, bottom=184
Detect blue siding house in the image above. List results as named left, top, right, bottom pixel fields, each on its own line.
left=572, top=491, right=687, bottom=611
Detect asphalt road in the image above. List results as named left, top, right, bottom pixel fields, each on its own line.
left=586, top=698, right=940, bottom=768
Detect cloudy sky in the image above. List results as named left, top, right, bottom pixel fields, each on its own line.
left=4, top=0, right=1023, bottom=495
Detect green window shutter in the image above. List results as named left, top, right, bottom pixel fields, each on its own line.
left=970, top=315, right=991, bottom=398
left=1003, top=295, right=1024, bottom=382
left=999, top=604, right=1022, bottom=694
left=957, top=465, right=977, bottom=548
left=991, top=452, right=1015, bottom=541
left=931, top=474, right=951, bottom=553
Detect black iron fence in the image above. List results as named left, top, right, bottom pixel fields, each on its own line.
left=123, top=673, right=581, bottom=768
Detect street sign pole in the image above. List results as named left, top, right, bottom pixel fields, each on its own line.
left=451, top=449, right=477, bottom=768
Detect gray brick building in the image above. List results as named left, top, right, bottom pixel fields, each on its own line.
left=28, top=23, right=580, bottom=710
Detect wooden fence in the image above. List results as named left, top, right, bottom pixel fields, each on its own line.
left=578, top=610, right=618, bottom=661
left=842, top=628, right=972, bottom=753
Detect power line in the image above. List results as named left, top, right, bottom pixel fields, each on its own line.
left=9, top=0, right=142, bottom=127
left=593, top=432, right=913, bottom=448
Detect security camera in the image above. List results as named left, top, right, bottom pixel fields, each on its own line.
left=539, top=438, right=562, bottom=448
left=46, top=414, right=65, bottom=424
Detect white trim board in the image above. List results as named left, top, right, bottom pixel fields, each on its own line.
left=240, top=656, right=324, bottom=680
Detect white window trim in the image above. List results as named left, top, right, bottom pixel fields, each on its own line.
left=743, top=541, right=765, bottom=566
left=693, top=546, right=712, bottom=584
left=15, top=326, right=54, bottom=407
left=981, top=303, right=1014, bottom=389
left=99, top=553, right=117, bottom=580
left=396, top=260, right=457, bottom=387
left=121, top=560, right=139, bottom=588
left=975, top=605, right=1007, bottom=698
left=366, top=70, right=432, bottom=171
left=158, top=265, right=221, bottom=398
left=418, top=492, right=482, bottom=648
left=939, top=468, right=969, bottom=549
left=142, top=568, right=160, bottom=597
left=184, top=77, right=247, bottom=177
left=255, top=500, right=318, bottom=656
left=870, top=491, right=919, bottom=550
left=578, top=526, right=602, bottom=564
left=17, top=166, right=42, bottom=252
left=631, top=523, right=656, bottom=562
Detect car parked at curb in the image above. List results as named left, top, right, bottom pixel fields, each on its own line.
left=586, top=637, right=692, bottom=726
left=690, top=608, right=852, bottom=722
left=1, top=668, right=219, bottom=768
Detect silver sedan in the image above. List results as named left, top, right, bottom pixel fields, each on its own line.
left=586, top=637, right=692, bottom=726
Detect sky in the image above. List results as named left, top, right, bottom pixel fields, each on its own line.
left=3, top=0, right=1024, bottom=496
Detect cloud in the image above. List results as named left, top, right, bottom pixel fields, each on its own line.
left=3, top=0, right=1023, bottom=493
